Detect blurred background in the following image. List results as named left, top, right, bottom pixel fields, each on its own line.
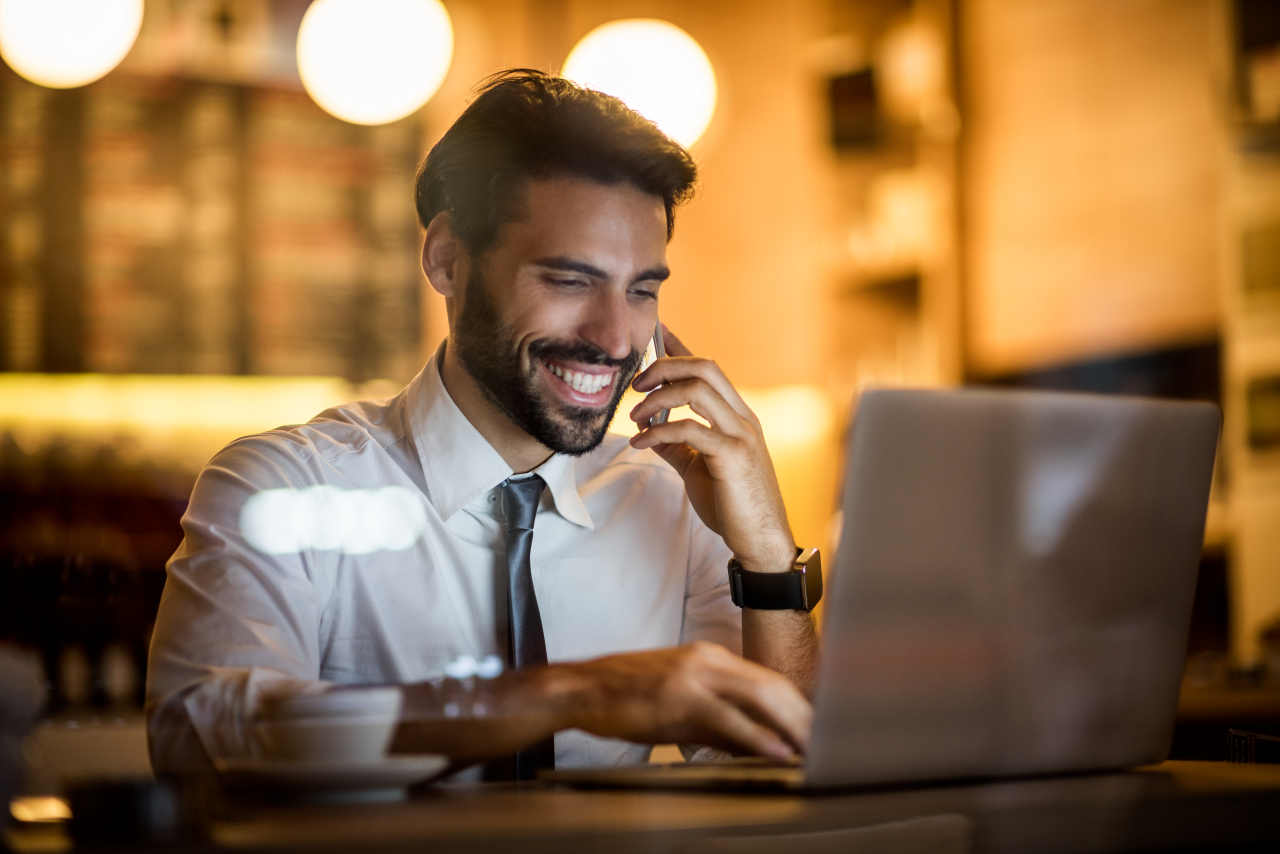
left=1, top=0, right=1279, bottom=803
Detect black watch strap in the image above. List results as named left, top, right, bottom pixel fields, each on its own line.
left=728, top=548, right=822, bottom=611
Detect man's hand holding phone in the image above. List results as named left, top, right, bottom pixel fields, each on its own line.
left=628, top=325, right=819, bottom=695
left=627, top=326, right=796, bottom=580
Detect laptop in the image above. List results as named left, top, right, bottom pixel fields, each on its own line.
left=543, top=387, right=1221, bottom=791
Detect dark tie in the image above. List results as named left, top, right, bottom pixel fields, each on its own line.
left=492, top=475, right=554, bottom=781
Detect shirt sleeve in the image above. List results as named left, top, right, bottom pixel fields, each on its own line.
left=678, top=508, right=741, bottom=654
left=144, top=434, right=334, bottom=775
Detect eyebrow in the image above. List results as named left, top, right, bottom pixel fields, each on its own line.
left=533, top=256, right=670, bottom=285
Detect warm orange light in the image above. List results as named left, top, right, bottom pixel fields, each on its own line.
left=296, top=0, right=452, bottom=126
left=0, top=0, right=142, bottom=88
left=10, top=796, right=71, bottom=823
left=0, top=374, right=363, bottom=472
left=563, top=19, right=717, bottom=147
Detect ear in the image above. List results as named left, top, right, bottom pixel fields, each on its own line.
left=421, top=212, right=466, bottom=298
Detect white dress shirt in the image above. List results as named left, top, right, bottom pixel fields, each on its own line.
left=145, top=342, right=739, bottom=774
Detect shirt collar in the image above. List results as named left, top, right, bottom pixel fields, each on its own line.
left=405, top=340, right=594, bottom=529
left=531, top=451, right=594, bottom=530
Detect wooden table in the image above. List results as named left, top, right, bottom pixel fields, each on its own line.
left=196, top=761, right=1280, bottom=854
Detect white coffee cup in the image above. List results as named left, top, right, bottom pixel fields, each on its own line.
left=256, top=687, right=403, bottom=763
left=259, top=687, right=403, bottom=723
left=255, top=716, right=397, bottom=763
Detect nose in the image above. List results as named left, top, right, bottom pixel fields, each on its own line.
left=578, top=287, right=633, bottom=362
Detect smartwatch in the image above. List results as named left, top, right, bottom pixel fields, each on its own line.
left=727, top=547, right=822, bottom=611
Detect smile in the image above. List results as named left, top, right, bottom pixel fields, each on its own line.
left=541, top=360, right=616, bottom=395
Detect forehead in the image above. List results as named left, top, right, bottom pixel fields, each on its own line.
left=496, top=175, right=668, bottom=265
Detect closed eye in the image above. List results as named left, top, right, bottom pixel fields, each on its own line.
left=545, top=275, right=590, bottom=289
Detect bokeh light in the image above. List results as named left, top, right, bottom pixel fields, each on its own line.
left=563, top=19, right=717, bottom=148
left=9, top=796, right=71, bottom=824
left=445, top=654, right=504, bottom=679
left=240, top=486, right=429, bottom=555
left=0, top=0, right=143, bottom=89
left=296, top=0, right=452, bottom=126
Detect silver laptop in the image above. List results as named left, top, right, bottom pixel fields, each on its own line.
left=544, top=387, right=1221, bottom=791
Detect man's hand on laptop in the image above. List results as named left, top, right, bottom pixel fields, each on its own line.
left=392, top=642, right=811, bottom=763
left=552, top=642, right=811, bottom=758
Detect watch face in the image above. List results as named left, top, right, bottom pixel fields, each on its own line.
left=798, top=548, right=822, bottom=610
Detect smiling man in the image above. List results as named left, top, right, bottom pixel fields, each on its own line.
left=146, top=71, right=819, bottom=779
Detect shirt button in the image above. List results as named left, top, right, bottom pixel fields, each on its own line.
left=488, top=493, right=498, bottom=503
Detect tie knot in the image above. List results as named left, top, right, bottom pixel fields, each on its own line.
left=501, top=475, right=545, bottom=531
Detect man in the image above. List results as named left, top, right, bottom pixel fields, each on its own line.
left=146, top=71, right=819, bottom=777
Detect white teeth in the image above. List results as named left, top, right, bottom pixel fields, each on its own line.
left=543, top=361, right=614, bottom=395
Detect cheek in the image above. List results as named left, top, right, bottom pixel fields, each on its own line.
left=510, top=296, right=587, bottom=345
left=632, top=308, right=659, bottom=353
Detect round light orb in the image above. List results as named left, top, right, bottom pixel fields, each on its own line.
left=563, top=19, right=716, bottom=148
left=0, top=0, right=143, bottom=89
left=297, top=0, right=452, bottom=126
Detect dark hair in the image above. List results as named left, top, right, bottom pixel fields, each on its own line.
left=414, top=70, right=698, bottom=254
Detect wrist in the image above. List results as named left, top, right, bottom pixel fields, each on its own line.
left=734, top=535, right=797, bottom=575
left=517, top=663, right=595, bottom=732
left=729, top=547, right=823, bottom=612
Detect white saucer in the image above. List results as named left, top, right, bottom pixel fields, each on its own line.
left=215, top=755, right=449, bottom=802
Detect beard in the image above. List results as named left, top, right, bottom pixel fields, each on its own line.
left=452, top=267, right=645, bottom=457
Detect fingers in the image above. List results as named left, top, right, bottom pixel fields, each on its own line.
left=668, top=643, right=811, bottom=756
left=633, top=356, right=757, bottom=426
left=564, top=644, right=813, bottom=761
left=708, top=670, right=812, bottom=755
left=629, top=377, right=751, bottom=437
left=643, top=439, right=703, bottom=484
left=629, top=415, right=730, bottom=454
left=686, top=695, right=797, bottom=760
left=691, top=646, right=813, bottom=754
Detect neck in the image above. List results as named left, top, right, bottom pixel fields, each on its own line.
left=438, top=340, right=554, bottom=474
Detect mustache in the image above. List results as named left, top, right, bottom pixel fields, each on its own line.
left=528, top=338, right=643, bottom=371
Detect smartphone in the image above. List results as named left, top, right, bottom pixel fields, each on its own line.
left=639, top=319, right=670, bottom=427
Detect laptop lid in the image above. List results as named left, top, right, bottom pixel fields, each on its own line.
left=807, top=388, right=1220, bottom=788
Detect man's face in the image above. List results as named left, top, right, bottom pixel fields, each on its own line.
left=452, top=176, right=669, bottom=456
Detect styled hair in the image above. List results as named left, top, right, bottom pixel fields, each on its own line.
left=414, top=70, right=698, bottom=254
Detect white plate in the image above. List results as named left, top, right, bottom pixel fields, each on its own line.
left=215, top=755, right=449, bottom=801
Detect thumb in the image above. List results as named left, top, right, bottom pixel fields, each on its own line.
left=648, top=439, right=695, bottom=477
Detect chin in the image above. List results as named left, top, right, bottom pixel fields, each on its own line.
left=541, top=409, right=613, bottom=456
left=521, top=386, right=616, bottom=456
